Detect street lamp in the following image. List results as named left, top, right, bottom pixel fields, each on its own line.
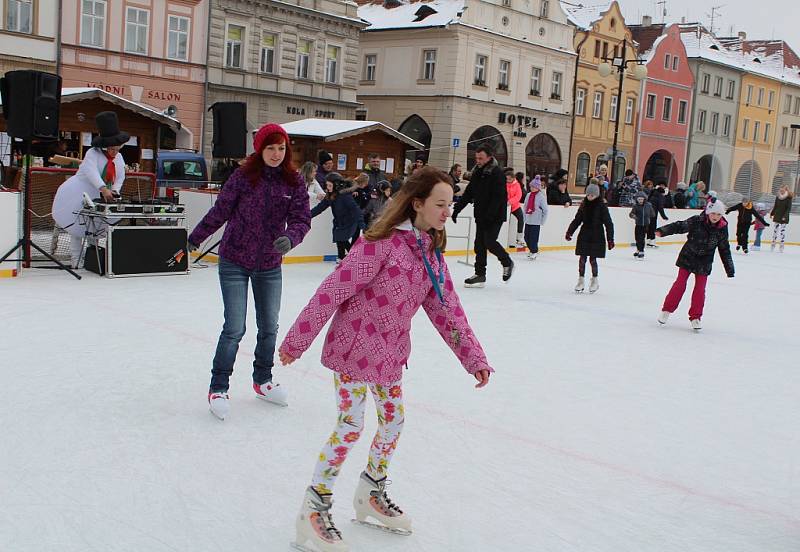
left=791, top=123, right=800, bottom=195
left=597, top=39, right=648, bottom=185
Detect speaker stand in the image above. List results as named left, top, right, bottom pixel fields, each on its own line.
left=0, top=140, right=81, bottom=280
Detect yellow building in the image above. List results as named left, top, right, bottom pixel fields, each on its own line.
left=730, top=72, right=781, bottom=196
left=563, top=1, right=641, bottom=191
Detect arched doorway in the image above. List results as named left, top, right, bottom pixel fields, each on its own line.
left=525, top=133, right=561, bottom=180
left=466, top=125, right=507, bottom=170
left=734, top=160, right=763, bottom=198
left=691, top=154, right=722, bottom=190
left=643, top=150, right=679, bottom=188
left=398, top=114, right=432, bottom=164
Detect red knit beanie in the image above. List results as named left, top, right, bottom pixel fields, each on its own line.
left=253, top=123, right=290, bottom=153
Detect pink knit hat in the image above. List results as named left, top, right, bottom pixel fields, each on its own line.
left=253, top=123, right=290, bottom=153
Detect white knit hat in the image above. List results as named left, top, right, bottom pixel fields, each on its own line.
left=706, top=200, right=726, bottom=216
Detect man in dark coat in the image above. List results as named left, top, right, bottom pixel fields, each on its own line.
left=315, top=150, right=334, bottom=187
left=363, top=153, right=386, bottom=191
left=452, top=144, right=514, bottom=287
left=547, top=169, right=569, bottom=205
left=646, top=184, right=669, bottom=246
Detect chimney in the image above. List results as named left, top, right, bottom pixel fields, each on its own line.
left=642, top=15, right=652, bottom=26
left=680, top=16, right=686, bottom=24
left=738, top=31, right=747, bottom=41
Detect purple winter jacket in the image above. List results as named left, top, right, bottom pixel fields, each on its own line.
left=188, top=166, right=311, bottom=271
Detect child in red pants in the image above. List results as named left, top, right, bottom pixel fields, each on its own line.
left=655, top=200, right=735, bottom=331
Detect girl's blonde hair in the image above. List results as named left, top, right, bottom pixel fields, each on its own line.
left=365, top=166, right=451, bottom=252
left=300, top=161, right=317, bottom=189
left=355, top=173, right=369, bottom=186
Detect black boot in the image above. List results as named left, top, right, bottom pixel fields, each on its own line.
left=464, top=274, right=486, bottom=288
left=502, top=260, right=515, bottom=282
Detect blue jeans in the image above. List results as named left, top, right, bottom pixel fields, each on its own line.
left=754, top=228, right=763, bottom=247
left=210, top=257, right=282, bottom=392
left=524, top=224, right=541, bottom=254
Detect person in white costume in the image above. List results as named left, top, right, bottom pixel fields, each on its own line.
left=52, top=111, right=129, bottom=267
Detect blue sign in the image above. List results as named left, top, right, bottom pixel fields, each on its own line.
left=452, top=138, right=460, bottom=148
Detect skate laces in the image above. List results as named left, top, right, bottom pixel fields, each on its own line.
left=311, top=494, right=343, bottom=539
left=372, top=479, right=403, bottom=514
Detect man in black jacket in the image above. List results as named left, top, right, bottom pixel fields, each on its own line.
left=452, top=144, right=514, bottom=287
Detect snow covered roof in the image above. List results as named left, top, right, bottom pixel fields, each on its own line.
left=358, top=0, right=465, bottom=31
left=60, top=88, right=182, bottom=131
left=280, top=119, right=424, bottom=148
left=560, top=1, right=611, bottom=31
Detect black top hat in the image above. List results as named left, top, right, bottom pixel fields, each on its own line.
left=92, top=111, right=130, bottom=148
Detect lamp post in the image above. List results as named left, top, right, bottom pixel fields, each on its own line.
left=597, top=39, right=648, bottom=185
left=791, top=123, right=800, bottom=195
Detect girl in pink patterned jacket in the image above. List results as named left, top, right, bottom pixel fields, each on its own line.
left=279, top=166, right=493, bottom=552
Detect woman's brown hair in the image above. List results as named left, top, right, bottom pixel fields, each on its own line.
left=365, top=165, right=451, bottom=252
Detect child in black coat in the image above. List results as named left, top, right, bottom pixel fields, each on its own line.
left=566, top=181, right=615, bottom=293
left=726, top=199, right=769, bottom=254
left=629, top=191, right=655, bottom=259
left=311, top=173, right=364, bottom=261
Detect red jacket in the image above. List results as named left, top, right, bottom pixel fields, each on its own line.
left=506, top=180, right=522, bottom=211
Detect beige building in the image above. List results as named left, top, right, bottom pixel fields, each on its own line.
left=0, top=0, right=57, bottom=74
left=206, top=0, right=365, bottom=157
left=356, top=0, right=576, bottom=178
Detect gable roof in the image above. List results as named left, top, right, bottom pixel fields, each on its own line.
left=280, top=118, right=424, bottom=148
left=560, top=1, right=612, bottom=31
left=628, top=23, right=666, bottom=56
left=358, top=0, right=465, bottom=31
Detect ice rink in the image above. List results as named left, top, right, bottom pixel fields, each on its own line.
left=2, top=244, right=799, bottom=552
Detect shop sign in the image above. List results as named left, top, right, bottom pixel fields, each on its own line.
left=88, top=82, right=126, bottom=95
left=314, top=110, right=336, bottom=119
left=497, top=113, right=539, bottom=128
left=147, top=91, right=182, bottom=101
left=287, top=106, right=306, bottom=115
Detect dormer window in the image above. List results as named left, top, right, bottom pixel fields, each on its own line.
left=413, top=5, right=437, bottom=21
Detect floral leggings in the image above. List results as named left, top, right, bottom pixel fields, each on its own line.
left=772, top=223, right=787, bottom=247
left=311, top=373, right=404, bottom=495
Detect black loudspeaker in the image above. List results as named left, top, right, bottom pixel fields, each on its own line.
left=0, top=70, right=61, bottom=140
left=211, top=101, right=247, bottom=158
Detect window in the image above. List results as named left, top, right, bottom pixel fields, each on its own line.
left=764, top=122, right=771, bottom=144
left=592, top=91, right=603, bottom=118
left=697, top=110, right=707, bottom=132
left=792, top=128, right=798, bottom=149
left=678, top=100, right=688, bottom=124
left=701, top=73, right=710, bottom=93
left=746, top=84, right=753, bottom=104
left=768, top=90, right=775, bottom=109
left=742, top=119, right=749, bottom=140
left=576, top=152, right=590, bottom=187
left=610, top=95, right=618, bottom=121
left=167, top=16, right=189, bottom=61
left=81, top=0, right=106, bottom=47
left=602, top=41, right=608, bottom=59
left=7, top=0, right=32, bottom=33
left=710, top=112, right=719, bottom=134
left=474, top=55, right=487, bottom=85
left=672, top=56, right=679, bottom=71
left=614, top=156, right=626, bottom=181
left=594, top=40, right=601, bottom=59
left=364, top=54, right=377, bottom=81
left=722, top=114, right=731, bottom=137
left=662, top=97, right=672, bottom=121
left=225, top=24, right=244, bottom=68
left=753, top=120, right=761, bottom=142
left=795, top=97, right=800, bottom=115
left=645, top=93, right=656, bottom=119
left=540, top=0, right=549, bottom=17
left=625, top=98, right=634, bottom=124
left=781, top=126, right=788, bottom=147
left=757, top=87, right=764, bottom=106
left=785, top=94, right=792, bottom=113
left=551, top=71, right=562, bottom=99
left=260, top=33, right=277, bottom=73
left=125, top=7, right=149, bottom=54
left=575, top=88, right=586, bottom=116
left=664, top=54, right=671, bottom=69
left=422, top=49, right=436, bottom=80
left=530, top=67, right=541, bottom=95
left=325, top=45, right=340, bottom=83
left=714, top=76, right=723, bottom=96
left=498, top=60, right=510, bottom=90
left=296, top=39, right=312, bottom=79
left=727, top=80, right=735, bottom=99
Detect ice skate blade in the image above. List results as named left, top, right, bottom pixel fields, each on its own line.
left=255, top=394, right=288, bottom=407
left=464, top=283, right=485, bottom=288
left=209, top=407, right=225, bottom=421
left=351, top=519, right=412, bottom=536
left=290, top=541, right=322, bottom=552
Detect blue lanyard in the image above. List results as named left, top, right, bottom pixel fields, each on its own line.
left=414, top=229, right=445, bottom=305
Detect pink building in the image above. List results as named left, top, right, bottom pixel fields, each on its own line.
left=630, top=23, right=694, bottom=188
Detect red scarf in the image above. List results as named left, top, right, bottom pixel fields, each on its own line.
left=525, top=189, right=539, bottom=214
left=101, top=150, right=116, bottom=187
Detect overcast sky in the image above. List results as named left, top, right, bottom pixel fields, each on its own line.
left=618, top=0, right=800, bottom=54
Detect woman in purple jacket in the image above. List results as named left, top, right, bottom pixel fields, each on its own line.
left=188, top=123, right=311, bottom=420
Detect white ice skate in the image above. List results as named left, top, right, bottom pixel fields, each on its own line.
left=515, top=233, right=526, bottom=248
left=646, top=239, right=658, bottom=248
left=690, top=319, right=702, bottom=331
left=292, top=487, right=349, bottom=552
left=780, top=244, right=785, bottom=253
left=589, top=277, right=599, bottom=293
left=253, top=381, right=288, bottom=407
left=208, top=391, right=230, bottom=420
left=352, top=471, right=412, bottom=536
left=657, top=311, right=670, bottom=325
left=574, top=276, right=585, bottom=293
left=527, top=252, right=539, bottom=260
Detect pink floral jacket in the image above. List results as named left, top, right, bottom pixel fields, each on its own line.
left=280, top=222, right=492, bottom=384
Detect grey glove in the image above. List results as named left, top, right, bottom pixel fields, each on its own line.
left=273, top=236, right=292, bottom=255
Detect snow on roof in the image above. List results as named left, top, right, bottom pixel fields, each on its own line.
left=280, top=118, right=424, bottom=148
left=560, top=1, right=611, bottom=31
left=358, top=0, right=465, bottom=31
left=60, top=87, right=182, bottom=129
left=679, top=26, right=800, bottom=87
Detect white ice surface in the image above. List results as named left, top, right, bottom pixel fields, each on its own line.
left=2, top=246, right=799, bottom=552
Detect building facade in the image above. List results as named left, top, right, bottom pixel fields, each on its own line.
left=774, top=80, right=800, bottom=195
left=59, top=0, right=208, bottom=149
left=0, top=0, right=57, bottom=75
left=563, top=1, right=642, bottom=190
left=630, top=23, right=693, bottom=188
left=356, top=0, right=576, bottom=178
left=205, top=0, right=364, bottom=158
